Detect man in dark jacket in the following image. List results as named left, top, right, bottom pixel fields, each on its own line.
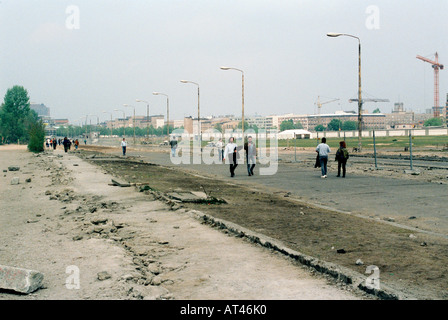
left=244, top=136, right=257, bottom=176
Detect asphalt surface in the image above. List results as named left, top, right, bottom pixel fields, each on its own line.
left=91, top=145, right=448, bottom=237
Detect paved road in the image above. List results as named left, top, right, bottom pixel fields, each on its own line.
left=94, top=146, right=448, bottom=237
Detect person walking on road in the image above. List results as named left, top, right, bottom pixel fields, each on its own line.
left=223, top=137, right=240, bottom=177
left=216, top=138, right=224, bottom=162
left=335, top=141, right=349, bottom=178
left=121, top=138, right=127, bottom=156
left=316, top=137, right=331, bottom=178
left=170, top=136, right=178, bottom=157
left=244, top=136, right=257, bottom=176
left=52, top=138, right=57, bottom=150
left=62, top=137, right=70, bottom=153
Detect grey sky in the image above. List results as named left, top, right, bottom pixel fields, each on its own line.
left=1, top=0, right=448, bottom=124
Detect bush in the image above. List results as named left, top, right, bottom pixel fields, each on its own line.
left=27, top=120, right=45, bottom=153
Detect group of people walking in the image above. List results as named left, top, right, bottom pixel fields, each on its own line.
left=222, top=136, right=257, bottom=178
left=315, top=137, right=349, bottom=178
left=46, top=137, right=79, bottom=152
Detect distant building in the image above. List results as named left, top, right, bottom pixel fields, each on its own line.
left=30, top=103, right=50, bottom=117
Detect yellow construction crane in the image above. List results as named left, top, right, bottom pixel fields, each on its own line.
left=315, top=96, right=340, bottom=116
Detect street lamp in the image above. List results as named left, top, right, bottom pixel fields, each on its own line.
left=220, top=66, right=245, bottom=139
left=123, top=104, right=136, bottom=146
left=102, top=110, right=113, bottom=137
left=180, top=80, right=200, bottom=144
left=113, top=109, right=126, bottom=137
left=136, top=99, right=150, bottom=140
left=327, top=32, right=362, bottom=151
left=152, top=92, right=170, bottom=136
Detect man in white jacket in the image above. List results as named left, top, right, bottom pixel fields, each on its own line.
left=223, top=137, right=239, bottom=177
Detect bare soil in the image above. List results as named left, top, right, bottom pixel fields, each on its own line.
left=0, top=146, right=365, bottom=300
left=78, top=147, right=448, bottom=300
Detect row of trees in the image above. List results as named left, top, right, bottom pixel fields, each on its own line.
left=0, top=86, right=45, bottom=152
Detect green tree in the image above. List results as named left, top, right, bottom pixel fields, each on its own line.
left=327, top=119, right=343, bottom=131
left=28, top=118, right=46, bottom=153
left=373, top=108, right=381, bottom=114
left=280, top=119, right=303, bottom=131
left=314, top=124, right=325, bottom=132
left=424, top=117, right=443, bottom=127
left=342, top=121, right=357, bottom=131
left=0, top=86, right=31, bottom=143
left=280, top=119, right=295, bottom=131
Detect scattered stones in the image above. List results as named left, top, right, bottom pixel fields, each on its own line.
left=383, top=217, right=395, bottom=222
left=90, top=217, right=108, bottom=225
left=72, top=235, right=83, bottom=241
left=45, top=190, right=52, bottom=195
left=8, top=166, right=20, bottom=171
left=337, top=249, right=346, bottom=254
left=25, top=178, right=32, bottom=183
left=0, top=265, right=44, bottom=294
left=408, top=216, right=417, bottom=220
left=10, top=177, right=20, bottom=185
left=420, top=242, right=427, bottom=247
left=355, top=259, right=364, bottom=265
left=409, top=234, right=417, bottom=239
left=97, top=271, right=112, bottom=281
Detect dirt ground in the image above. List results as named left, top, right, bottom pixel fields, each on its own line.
left=73, top=145, right=448, bottom=300
left=0, top=145, right=368, bottom=300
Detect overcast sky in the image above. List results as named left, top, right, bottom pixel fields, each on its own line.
left=1, top=0, right=448, bottom=124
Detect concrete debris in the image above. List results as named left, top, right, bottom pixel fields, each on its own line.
left=10, top=177, right=20, bottom=185
left=0, top=265, right=44, bottom=294
left=355, top=259, right=364, bottom=265
left=97, top=271, right=112, bottom=281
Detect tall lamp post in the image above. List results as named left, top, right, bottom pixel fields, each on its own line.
left=123, top=104, right=136, bottom=146
left=136, top=99, right=150, bottom=140
left=180, top=80, right=200, bottom=144
left=114, top=109, right=126, bottom=138
left=152, top=92, right=170, bottom=136
left=89, top=114, right=99, bottom=141
left=327, top=32, right=362, bottom=151
left=220, top=66, right=245, bottom=140
left=102, top=111, right=113, bottom=137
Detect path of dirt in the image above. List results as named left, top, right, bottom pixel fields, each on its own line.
left=75, top=147, right=448, bottom=300
left=0, top=146, right=366, bottom=300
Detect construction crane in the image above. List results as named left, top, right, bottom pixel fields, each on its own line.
left=315, top=96, right=340, bottom=116
left=416, top=52, right=444, bottom=118
left=349, top=96, right=389, bottom=113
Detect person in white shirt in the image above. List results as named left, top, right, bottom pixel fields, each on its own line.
left=223, top=137, right=240, bottom=177
left=121, top=138, right=127, bottom=156
left=316, top=137, right=331, bottom=178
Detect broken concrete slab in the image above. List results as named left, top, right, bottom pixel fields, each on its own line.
left=111, top=179, right=131, bottom=187
left=166, top=192, right=205, bottom=202
left=10, top=177, right=20, bottom=185
left=190, top=191, right=208, bottom=199
left=0, top=265, right=44, bottom=294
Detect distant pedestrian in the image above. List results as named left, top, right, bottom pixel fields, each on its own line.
left=63, top=137, right=70, bottom=153
left=170, top=136, right=178, bottom=157
left=316, top=137, right=331, bottom=178
left=335, top=141, right=349, bottom=178
left=223, top=137, right=241, bottom=177
left=74, top=139, right=79, bottom=150
left=244, top=136, right=257, bottom=176
left=84, top=139, right=87, bottom=145
left=45, top=139, right=50, bottom=148
left=121, top=138, right=127, bottom=156
left=216, top=138, right=224, bottom=162
left=52, top=138, right=57, bottom=150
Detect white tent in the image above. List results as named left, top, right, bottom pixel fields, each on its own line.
left=278, top=129, right=313, bottom=139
